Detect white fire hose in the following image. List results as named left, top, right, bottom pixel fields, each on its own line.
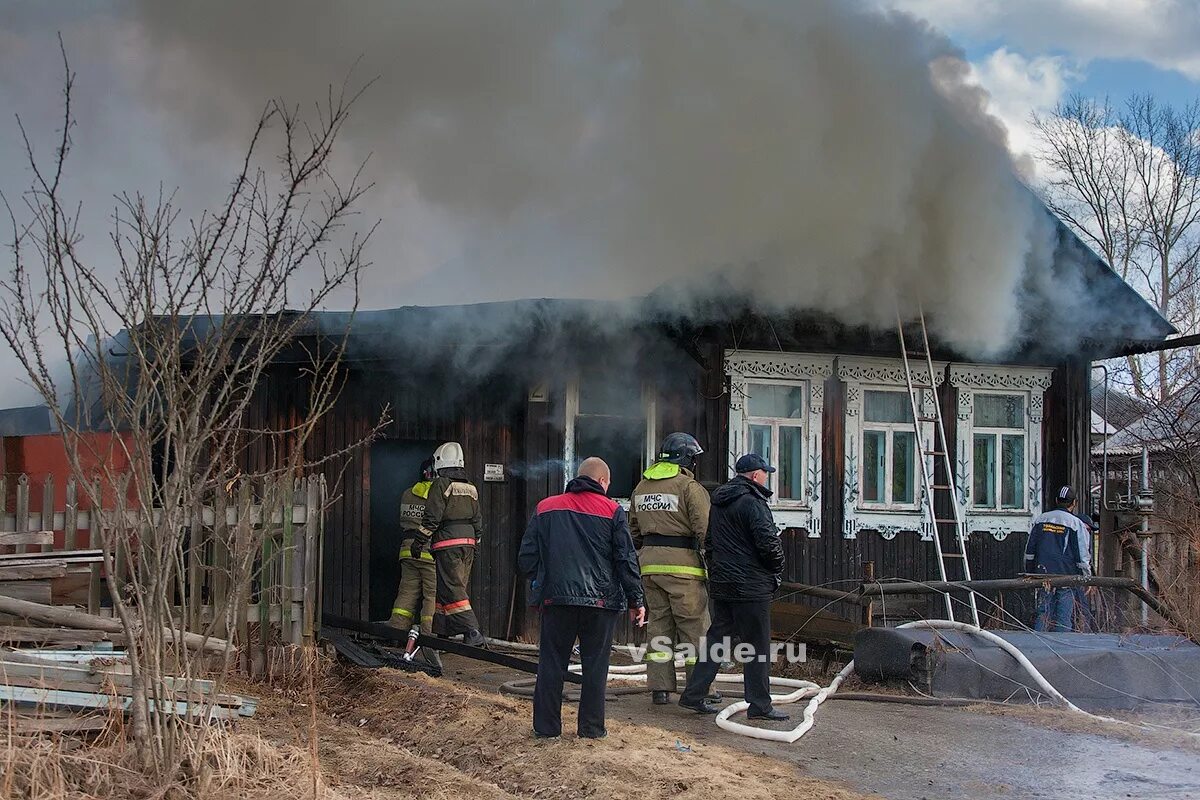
left=550, top=619, right=1131, bottom=743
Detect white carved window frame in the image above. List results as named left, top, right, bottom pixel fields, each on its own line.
left=725, top=351, right=833, bottom=537
left=949, top=364, right=1053, bottom=541
left=838, top=356, right=947, bottom=541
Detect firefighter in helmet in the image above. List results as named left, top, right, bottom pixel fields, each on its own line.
left=629, top=432, right=714, bottom=705
left=389, top=458, right=437, bottom=635
left=413, top=442, right=486, bottom=647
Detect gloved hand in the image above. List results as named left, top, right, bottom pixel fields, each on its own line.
left=410, top=536, right=430, bottom=559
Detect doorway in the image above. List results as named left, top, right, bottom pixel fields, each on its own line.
left=368, top=439, right=441, bottom=621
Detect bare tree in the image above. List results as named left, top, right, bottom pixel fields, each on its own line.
left=1034, top=94, right=1200, bottom=401
left=0, top=44, right=384, bottom=781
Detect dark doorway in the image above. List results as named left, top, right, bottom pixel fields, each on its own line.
left=368, top=439, right=441, bottom=621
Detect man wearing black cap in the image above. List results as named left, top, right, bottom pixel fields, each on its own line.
left=679, top=453, right=787, bottom=719
left=1024, top=486, right=1092, bottom=631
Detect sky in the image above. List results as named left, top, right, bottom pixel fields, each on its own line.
left=874, top=0, right=1200, bottom=159
left=0, top=1, right=1197, bottom=408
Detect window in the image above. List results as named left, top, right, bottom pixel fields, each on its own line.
left=744, top=382, right=806, bottom=503
left=861, top=390, right=918, bottom=507
left=971, top=394, right=1025, bottom=511
left=571, top=365, right=649, bottom=499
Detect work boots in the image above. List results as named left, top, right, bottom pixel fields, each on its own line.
left=463, top=628, right=487, bottom=648
left=652, top=691, right=671, bottom=705
left=678, top=697, right=719, bottom=714
left=748, top=708, right=790, bottom=721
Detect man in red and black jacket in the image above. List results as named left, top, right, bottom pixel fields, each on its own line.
left=518, top=457, right=646, bottom=739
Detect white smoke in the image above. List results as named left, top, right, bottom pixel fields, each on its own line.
left=113, top=2, right=1061, bottom=354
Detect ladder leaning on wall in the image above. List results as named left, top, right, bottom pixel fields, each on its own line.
left=897, top=306, right=981, bottom=627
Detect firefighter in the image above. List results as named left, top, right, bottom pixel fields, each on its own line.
left=413, top=441, right=487, bottom=647
left=629, top=432, right=713, bottom=705
left=389, top=458, right=437, bottom=634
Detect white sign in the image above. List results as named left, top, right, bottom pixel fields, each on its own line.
left=484, top=463, right=506, bottom=482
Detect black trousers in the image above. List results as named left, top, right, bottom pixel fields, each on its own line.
left=533, top=605, right=618, bottom=738
left=680, top=597, right=773, bottom=716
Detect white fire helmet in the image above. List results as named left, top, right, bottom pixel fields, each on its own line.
left=433, top=441, right=465, bottom=471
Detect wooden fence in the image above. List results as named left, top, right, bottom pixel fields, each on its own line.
left=0, top=473, right=325, bottom=659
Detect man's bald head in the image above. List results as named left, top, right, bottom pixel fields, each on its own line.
left=577, top=457, right=611, bottom=484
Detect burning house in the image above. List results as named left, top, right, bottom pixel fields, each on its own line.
left=230, top=217, right=1172, bottom=644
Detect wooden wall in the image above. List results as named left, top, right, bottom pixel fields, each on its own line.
left=245, top=316, right=1093, bottom=640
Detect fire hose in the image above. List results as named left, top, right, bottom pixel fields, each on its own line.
left=496, top=619, right=1136, bottom=743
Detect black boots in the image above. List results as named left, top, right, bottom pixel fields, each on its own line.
left=747, top=708, right=790, bottom=721
left=679, top=697, right=719, bottom=714
left=652, top=690, right=671, bottom=705
left=463, top=629, right=486, bottom=647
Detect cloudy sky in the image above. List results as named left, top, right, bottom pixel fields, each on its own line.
left=877, top=0, right=1200, bottom=157
left=0, top=1, right=1196, bottom=406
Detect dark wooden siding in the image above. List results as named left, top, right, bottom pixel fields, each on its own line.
left=240, top=316, right=1093, bottom=640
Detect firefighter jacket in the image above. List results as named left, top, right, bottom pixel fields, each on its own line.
left=398, top=480, right=434, bottom=562
left=518, top=475, right=644, bottom=610
left=420, top=468, right=483, bottom=552
left=1024, top=508, right=1091, bottom=576
left=629, top=463, right=711, bottom=580
left=705, top=476, right=785, bottom=600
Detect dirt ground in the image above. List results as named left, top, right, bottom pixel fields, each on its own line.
left=246, top=660, right=875, bottom=800
left=433, top=653, right=1200, bottom=800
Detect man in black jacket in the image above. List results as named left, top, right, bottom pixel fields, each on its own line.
left=518, top=457, right=646, bottom=739
left=679, top=454, right=787, bottom=720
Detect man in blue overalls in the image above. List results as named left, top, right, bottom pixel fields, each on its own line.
left=1024, top=486, right=1092, bottom=631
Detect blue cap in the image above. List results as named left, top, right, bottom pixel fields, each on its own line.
left=735, top=453, right=776, bottom=474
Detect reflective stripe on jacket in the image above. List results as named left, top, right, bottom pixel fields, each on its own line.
left=420, top=470, right=482, bottom=548
left=629, top=464, right=711, bottom=581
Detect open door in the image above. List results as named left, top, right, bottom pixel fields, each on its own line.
left=368, top=439, right=441, bottom=621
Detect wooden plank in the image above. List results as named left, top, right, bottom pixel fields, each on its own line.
left=39, top=475, right=53, bottom=553
left=303, top=476, right=320, bottom=642
left=0, top=581, right=52, bottom=604
left=0, top=684, right=241, bottom=720
left=0, top=627, right=112, bottom=645
left=187, top=500, right=203, bottom=634
left=0, top=595, right=231, bottom=654
left=283, top=479, right=297, bottom=646
left=87, top=478, right=101, bottom=615
left=212, top=488, right=229, bottom=640
left=237, top=479, right=251, bottom=671
left=0, top=564, right=68, bottom=581
left=63, top=478, right=78, bottom=550
left=771, top=600, right=860, bottom=646
left=0, top=532, right=54, bottom=548
left=0, top=549, right=104, bottom=563
left=8, top=713, right=111, bottom=733
left=0, top=665, right=245, bottom=709
left=14, top=475, right=29, bottom=555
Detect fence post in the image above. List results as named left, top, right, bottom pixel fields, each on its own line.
left=40, top=475, right=54, bottom=553
left=64, top=477, right=78, bottom=551
left=15, top=475, right=29, bottom=555
left=302, top=476, right=321, bottom=643
left=87, top=477, right=102, bottom=614
left=212, top=487, right=230, bottom=640
left=188, top=499, right=204, bottom=634
left=237, top=478, right=252, bottom=674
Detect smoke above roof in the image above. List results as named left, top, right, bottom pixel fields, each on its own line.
left=114, top=2, right=1095, bottom=354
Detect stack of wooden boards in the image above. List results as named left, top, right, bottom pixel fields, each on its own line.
left=0, top=646, right=258, bottom=733
left=0, top=589, right=254, bottom=734
left=0, top=538, right=102, bottom=607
